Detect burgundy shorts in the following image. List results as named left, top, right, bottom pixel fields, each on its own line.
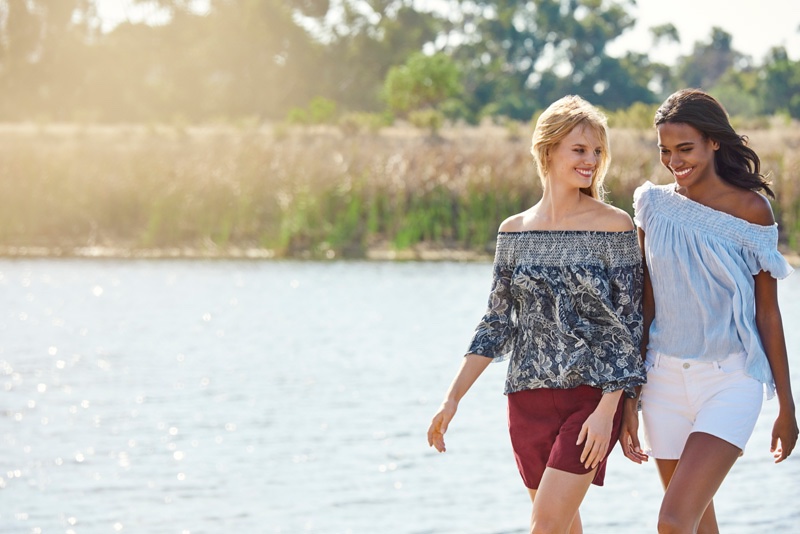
left=507, top=385, right=623, bottom=489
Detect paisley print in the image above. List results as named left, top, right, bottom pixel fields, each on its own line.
left=467, top=231, right=646, bottom=396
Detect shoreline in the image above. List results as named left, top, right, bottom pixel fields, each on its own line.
left=0, top=244, right=494, bottom=262
left=1, top=244, right=797, bottom=267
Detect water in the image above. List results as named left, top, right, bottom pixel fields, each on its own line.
left=1, top=259, right=798, bottom=534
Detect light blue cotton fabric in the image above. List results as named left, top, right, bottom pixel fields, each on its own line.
left=633, top=181, right=794, bottom=398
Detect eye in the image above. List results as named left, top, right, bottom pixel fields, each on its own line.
left=594, top=149, right=602, bottom=157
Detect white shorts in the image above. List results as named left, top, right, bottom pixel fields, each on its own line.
left=640, top=351, right=763, bottom=459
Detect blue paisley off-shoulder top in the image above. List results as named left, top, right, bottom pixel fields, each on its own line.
left=634, top=181, right=794, bottom=398
left=467, top=230, right=646, bottom=396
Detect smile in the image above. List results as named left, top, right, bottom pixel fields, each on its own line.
left=576, top=168, right=593, bottom=178
left=673, top=167, right=693, bottom=177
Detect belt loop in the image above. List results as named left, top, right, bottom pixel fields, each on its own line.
left=654, top=352, right=661, bottom=368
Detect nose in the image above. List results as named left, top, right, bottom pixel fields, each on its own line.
left=668, top=152, right=682, bottom=168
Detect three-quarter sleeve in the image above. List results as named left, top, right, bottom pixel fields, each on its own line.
left=604, top=255, right=646, bottom=396
left=466, top=235, right=516, bottom=362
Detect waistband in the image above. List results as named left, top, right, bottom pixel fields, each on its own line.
left=645, top=351, right=747, bottom=370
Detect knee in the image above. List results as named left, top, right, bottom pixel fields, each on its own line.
left=657, top=512, right=694, bottom=534
left=530, top=518, right=568, bottom=534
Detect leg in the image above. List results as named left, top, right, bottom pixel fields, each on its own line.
left=526, top=488, right=583, bottom=534
left=527, top=467, right=594, bottom=534
left=655, top=460, right=719, bottom=534
left=655, top=432, right=741, bottom=534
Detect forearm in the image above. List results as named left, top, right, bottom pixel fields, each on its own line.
left=442, top=354, right=492, bottom=404
left=595, top=388, right=624, bottom=416
left=758, top=312, right=796, bottom=411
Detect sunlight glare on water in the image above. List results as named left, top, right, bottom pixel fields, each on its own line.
left=0, top=259, right=798, bottom=533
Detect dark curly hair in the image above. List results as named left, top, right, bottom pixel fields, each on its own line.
left=654, top=89, right=774, bottom=198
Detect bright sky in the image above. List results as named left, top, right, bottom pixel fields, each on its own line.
left=606, top=0, right=800, bottom=65
left=94, top=0, right=800, bottom=66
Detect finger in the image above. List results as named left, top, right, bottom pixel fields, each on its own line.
left=588, top=440, right=606, bottom=469
left=576, top=425, right=587, bottom=446
left=629, top=431, right=642, bottom=452
left=580, top=434, right=593, bottom=463
left=770, top=432, right=778, bottom=453
left=590, top=445, right=607, bottom=469
left=427, top=420, right=439, bottom=447
left=582, top=435, right=599, bottom=467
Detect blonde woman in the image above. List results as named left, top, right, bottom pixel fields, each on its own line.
left=427, top=95, right=646, bottom=534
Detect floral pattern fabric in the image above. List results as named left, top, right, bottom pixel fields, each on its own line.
left=467, top=230, right=646, bottom=396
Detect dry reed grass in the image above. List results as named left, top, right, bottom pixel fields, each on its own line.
left=0, top=121, right=798, bottom=260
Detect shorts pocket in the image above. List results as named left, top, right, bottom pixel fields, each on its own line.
left=716, top=355, right=749, bottom=378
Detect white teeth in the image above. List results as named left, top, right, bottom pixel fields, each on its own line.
left=674, top=167, right=692, bottom=177
left=576, top=169, right=592, bottom=177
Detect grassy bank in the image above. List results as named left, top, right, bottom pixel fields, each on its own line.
left=1, top=121, right=799, bottom=260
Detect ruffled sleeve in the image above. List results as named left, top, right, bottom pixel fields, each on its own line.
left=742, top=237, right=794, bottom=280
left=466, top=234, right=516, bottom=361
left=632, top=181, right=656, bottom=231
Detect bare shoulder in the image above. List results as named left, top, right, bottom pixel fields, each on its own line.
left=587, top=200, right=635, bottom=232
left=498, top=212, right=526, bottom=232
left=736, top=189, right=775, bottom=226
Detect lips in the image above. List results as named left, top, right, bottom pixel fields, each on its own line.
left=576, top=168, right=593, bottom=178
left=673, top=167, right=693, bottom=178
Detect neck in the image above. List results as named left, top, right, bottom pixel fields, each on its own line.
left=677, top=173, right=725, bottom=201
left=538, top=185, right=587, bottom=222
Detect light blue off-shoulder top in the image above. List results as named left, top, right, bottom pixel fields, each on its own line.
left=633, top=181, right=794, bottom=397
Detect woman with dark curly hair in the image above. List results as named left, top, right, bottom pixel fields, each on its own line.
left=620, top=88, right=798, bottom=533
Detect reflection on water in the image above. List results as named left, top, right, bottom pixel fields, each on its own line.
left=1, top=259, right=798, bottom=533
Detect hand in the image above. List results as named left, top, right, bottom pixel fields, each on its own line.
left=771, top=409, right=799, bottom=463
left=619, top=398, right=648, bottom=464
left=577, top=407, right=615, bottom=470
left=427, top=400, right=457, bottom=453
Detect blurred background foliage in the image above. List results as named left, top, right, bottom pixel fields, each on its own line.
left=1, top=0, right=800, bottom=259
left=1, top=0, right=800, bottom=124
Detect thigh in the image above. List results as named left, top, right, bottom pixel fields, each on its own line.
left=531, top=467, right=594, bottom=533
left=661, top=432, right=741, bottom=521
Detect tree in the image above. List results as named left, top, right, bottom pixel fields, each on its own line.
left=445, top=0, right=651, bottom=119
left=0, top=0, right=101, bottom=120
left=384, top=52, right=460, bottom=115
left=759, top=46, right=800, bottom=118
left=675, top=27, right=744, bottom=90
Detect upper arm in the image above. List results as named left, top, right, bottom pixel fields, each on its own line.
left=754, top=270, right=781, bottom=322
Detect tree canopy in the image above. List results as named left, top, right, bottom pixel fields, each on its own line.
left=1, top=0, right=799, bottom=123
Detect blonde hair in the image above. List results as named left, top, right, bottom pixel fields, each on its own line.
left=530, top=95, right=610, bottom=199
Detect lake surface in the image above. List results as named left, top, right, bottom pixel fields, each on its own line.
left=1, top=259, right=798, bottom=533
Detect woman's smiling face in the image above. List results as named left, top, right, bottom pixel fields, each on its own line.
left=657, top=122, right=720, bottom=188
left=546, top=125, right=603, bottom=191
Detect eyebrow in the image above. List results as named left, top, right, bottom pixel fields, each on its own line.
left=659, top=141, right=695, bottom=148
left=571, top=143, right=602, bottom=149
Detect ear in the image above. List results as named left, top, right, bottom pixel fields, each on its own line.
left=711, top=140, right=720, bottom=151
